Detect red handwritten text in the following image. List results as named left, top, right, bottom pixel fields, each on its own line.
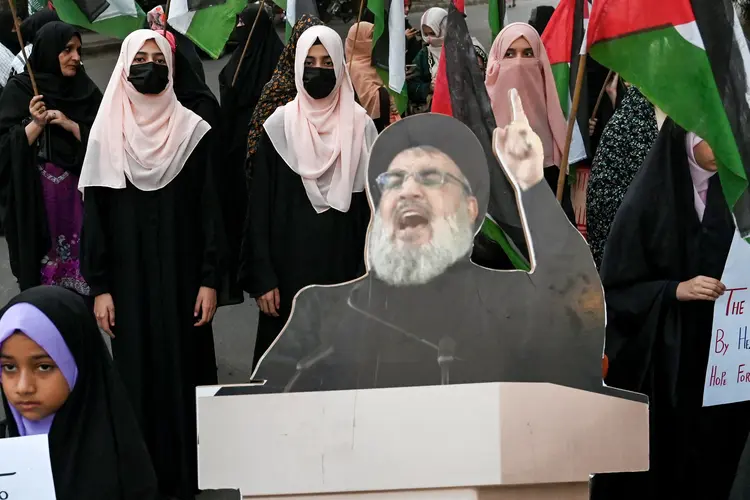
left=725, top=288, right=748, bottom=316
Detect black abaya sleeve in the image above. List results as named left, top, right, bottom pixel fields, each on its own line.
left=80, top=186, right=111, bottom=297
left=239, top=132, right=279, bottom=298
left=198, top=138, right=225, bottom=291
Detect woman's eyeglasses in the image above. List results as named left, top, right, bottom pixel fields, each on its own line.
left=376, top=168, right=472, bottom=195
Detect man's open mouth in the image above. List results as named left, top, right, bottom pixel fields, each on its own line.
left=395, top=206, right=430, bottom=232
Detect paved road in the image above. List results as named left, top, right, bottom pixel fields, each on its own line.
left=0, top=1, right=554, bottom=497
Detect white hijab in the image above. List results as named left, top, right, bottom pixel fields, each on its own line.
left=420, top=7, right=448, bottom=81
left=78, top=30, right=210, bottom=193
left=263, top=25, right=377, bottom=214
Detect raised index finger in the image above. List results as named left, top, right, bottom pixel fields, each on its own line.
left=508, top=88, right=529, bottom=126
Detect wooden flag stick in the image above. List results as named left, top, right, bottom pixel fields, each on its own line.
left=347, top=0, right=367, bottom=72
left=556, top=53, right=587, bottom=203
left=231, top=0, right=266, bottom=87
left=590, top=69, right=613, bottom=123
left=163, top=0, right=172, bottom=37
left=7, top=0, right=38, bottom=95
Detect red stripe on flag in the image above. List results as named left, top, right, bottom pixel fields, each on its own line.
left=431, top=48, right=452, bottom=115
left=588, top=0, right=695, bottom=47
left=541, top=0, right=575, bottom=65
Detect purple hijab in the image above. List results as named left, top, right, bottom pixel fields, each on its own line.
left=0, top=302, right=78, bottom=436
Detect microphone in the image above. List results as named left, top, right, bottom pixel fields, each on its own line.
left=438, top=337, right=456, bottom=385
left=283, top=345, right=335, bottom=393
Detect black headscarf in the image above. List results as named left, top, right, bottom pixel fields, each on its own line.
left=528, top=6, right=555, bottom=35
left=0, top=21, right=101, bottom=171
left=219, top=4, right=283, bottom=110
left=0, top=12, right=21, bottom=54
left=171, top=30, right=215, bottom=113
left=20, top=8, right=60, bottom=44
left=0, top=286, right=162, bottom=500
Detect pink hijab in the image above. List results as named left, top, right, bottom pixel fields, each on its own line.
left=485, top=22, right=567, bottom=168
left=686, top=132, right=717, bottom=221
left=78, top=30, right=210, bottom=192
left=263, top=25, right=375, bottom=213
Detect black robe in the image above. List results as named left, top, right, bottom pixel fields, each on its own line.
left=0, top=22, right=101, bottom=291
left=238, top=131, right=370, bottom=368
left=250, top=180, right=607, bottom=394
left=80, top=137, right=223, bottom=500
left=0, top=286, right=163, bottom=500
left=172, top=38, right=244, bottom=306
left=592, top=120, right=750, bottom=500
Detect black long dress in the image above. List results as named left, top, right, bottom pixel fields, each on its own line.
left=239, top=131, right=370, bottom=367
left=80, top=137, right=223, bottom=500
left=591, top=120, right=750, bottom=500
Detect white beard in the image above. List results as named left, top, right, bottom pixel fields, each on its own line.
left=368, top=204, right=475, bottom=287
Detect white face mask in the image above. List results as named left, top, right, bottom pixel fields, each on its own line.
left=426, top=35, right=444, bottom=47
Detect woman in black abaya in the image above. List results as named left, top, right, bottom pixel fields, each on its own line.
left=79, top=30, right=223, bottom=500
left=0, top=22, right=101, bottom=293
left=220, top=4, right=283, bottom=173
left=0, top=286, right=162, bottom=500
left=219, top=5, right=283, bottom=302
left=592, top=119, right=750, bottom=500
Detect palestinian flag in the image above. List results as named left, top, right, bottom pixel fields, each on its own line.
left=274, top=0, right=318, bottom=40
left=438, top=4, right=529, bottom=269
left=588, top=0, right=750, bottom=237
left=52, top=0, right=145, bottom=39
left=167, top=0, right=247, bottom=58
left=488, top=0, right=505, bottom=40
left=368, top=0, right=406, bottom=96
left=541, top=0, right=589, bottom=166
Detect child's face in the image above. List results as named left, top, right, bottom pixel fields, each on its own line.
left=1, top=332, right=71, bottom=421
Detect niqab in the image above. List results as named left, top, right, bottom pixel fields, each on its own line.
left=0, top=286, right=161, bottom=500
left=78, top=30, right=210, bottom=192
left=485, top=22, right=566, bottom=168
left=263, top=25, right=372, bottom=213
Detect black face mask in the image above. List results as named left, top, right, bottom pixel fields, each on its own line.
left=128, top=62, right=169, bottom=95
left=302, top=67, right=337, bottom=99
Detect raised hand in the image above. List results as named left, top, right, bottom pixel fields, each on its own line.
left=492, top=88, right=544, bottom=191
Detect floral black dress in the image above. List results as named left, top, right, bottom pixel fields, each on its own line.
left=586, top=87, right=658, bottom=269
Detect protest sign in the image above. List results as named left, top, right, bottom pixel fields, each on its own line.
left=703, top=230, right=750, bottom=407
left=0, top=434, right=56, bottom=499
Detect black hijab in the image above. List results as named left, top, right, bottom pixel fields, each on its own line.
left=219, top=4, right=283, bottom=110
left=0, top=12, right=21, bottom=54
left=0, top=21, right=101, bottom=172
left=172, top=30, right=215, bottom=112
left=0, top=286, right=162, bottom=500
left=20, top=8, right=60, bottom=43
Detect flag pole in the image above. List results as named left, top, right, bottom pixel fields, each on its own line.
left=347, top=0, right=366, bottom=72
left=6, top=0, right=38, bottom=95
left=163, top=0, right=172, bottom=37
left=556, top=53, right=587, bottom=202
left=232, top=0, right=266, bottom=87
left=590, top=69, right=613, bottom=123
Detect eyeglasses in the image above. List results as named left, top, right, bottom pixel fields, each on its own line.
left=375, top=168, right=472, bottom=195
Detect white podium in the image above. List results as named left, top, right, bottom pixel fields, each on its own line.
left=197, top=383, right=648, bottom=499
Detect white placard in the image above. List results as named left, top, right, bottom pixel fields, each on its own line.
left=0, top=434, right=56, bottom=499
left=703, top=230, right=750, bottom=407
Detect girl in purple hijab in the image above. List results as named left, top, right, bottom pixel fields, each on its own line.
left=0, top=286, right=163, bottom=500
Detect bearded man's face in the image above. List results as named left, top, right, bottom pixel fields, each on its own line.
left=368, top=148, right=479, bottom=286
